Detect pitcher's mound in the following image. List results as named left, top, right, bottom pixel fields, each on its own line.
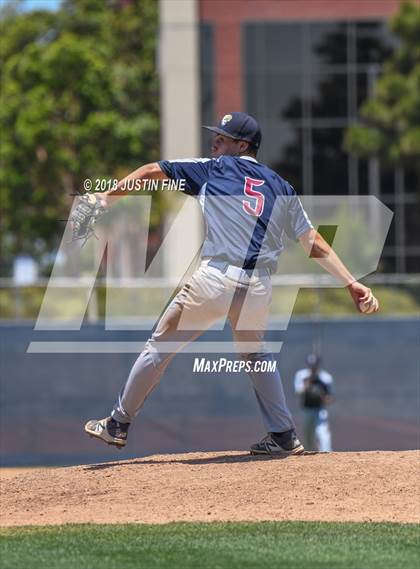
left=1, top=450, right=418, bottom=526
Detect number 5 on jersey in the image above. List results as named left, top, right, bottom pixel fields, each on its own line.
left=242, top=176, right=265, bottom=217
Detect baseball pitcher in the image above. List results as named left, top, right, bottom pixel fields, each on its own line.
left=72, top=112, right=378, bottom=455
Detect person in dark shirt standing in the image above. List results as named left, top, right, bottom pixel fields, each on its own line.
left=294, top=354, right=334, bottom=452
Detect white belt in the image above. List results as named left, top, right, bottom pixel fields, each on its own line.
left=203, top=259, right=270, bottom=281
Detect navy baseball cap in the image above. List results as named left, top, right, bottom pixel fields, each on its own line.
left=203, top=112, right=262, bottom=149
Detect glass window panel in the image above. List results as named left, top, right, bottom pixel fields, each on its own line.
left=356, top=21, right=383, bottom=34
left=379, top=163, right=395, bottom=195
left=310, top=73, right=347, bottom=119
left=246, top=71, right=302, bottom=122
left=262, top=24, right=303, bottom=68
left=245, top=69, right=259, bottom=118
left=379, top=253, right=396, bottom=273
left=383, top=212, right=396, bottom=248
left=265, top=72, right=303, bottom=121
left=358, top=159, right=369, bottom=194
left=356, top=22, right=393, bottom=64
left=405, top=203, right=420, bottom=246
left=406, top=256, right=420, bottom=273
left=404, top=167, right=419, bottom=195
left=265, top=126, right=303, bottom=191
left=356, top=72, right=369, bottom=110
left=244, top=23, right=303, bottom=70
left=379, top=195, right=396, bottom=206
left=309, top=22, right=348, bottom=67
left=358, top=161, right=395, bottom=196
left=200, top=24, right=214, bottom=154
left=312, top=128, right=348, bottom=194
left=201, top=129, right=214, bottom=154
left=244, top=24, right=258, bottom=69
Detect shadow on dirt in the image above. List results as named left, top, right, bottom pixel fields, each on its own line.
left=84, top=451, right=320, bottom=471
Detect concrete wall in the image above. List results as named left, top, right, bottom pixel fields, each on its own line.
left=1, top=317, right=418, bottom=465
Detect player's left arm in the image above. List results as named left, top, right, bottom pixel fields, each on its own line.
left=100, top=162, right=169, bottom=207
left=69, top=162, right=169, bottom=242
left=298, top=228, right=379, bottom=314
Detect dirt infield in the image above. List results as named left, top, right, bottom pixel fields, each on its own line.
left=1, top=450, right=418, bottom=526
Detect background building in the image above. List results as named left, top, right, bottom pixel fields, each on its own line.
left=161, top=0, right=419, bottom=274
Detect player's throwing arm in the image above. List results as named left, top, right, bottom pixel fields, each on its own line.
left=299, top=229, right=379, bottom=314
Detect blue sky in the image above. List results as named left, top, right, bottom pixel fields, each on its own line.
left=24, top=0, right=61, bottom=10
left=2, top=0, right=62, bottom=11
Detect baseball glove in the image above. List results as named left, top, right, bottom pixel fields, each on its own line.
left=69, top=194, right=106, bottom=244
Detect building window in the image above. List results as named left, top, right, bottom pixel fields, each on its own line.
left=200, top=23, right=214, bottom=154
left=244, top=21, right=419, bottom=273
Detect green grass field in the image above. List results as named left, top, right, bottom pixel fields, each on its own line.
left=0, top=521, right=418, bottom=569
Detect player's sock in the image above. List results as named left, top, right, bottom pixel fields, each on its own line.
left=270, top=429, right=295, bottom=444
left=108, top=417, right=130, bottom=435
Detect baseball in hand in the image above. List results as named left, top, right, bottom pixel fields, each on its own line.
left=358, top=296, right=378, bottom=314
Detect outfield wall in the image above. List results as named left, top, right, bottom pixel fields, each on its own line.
left=0, top=317, right=418, bottom=465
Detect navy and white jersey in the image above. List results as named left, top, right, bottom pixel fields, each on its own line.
left=294, top=368, right=334, bottom=395
left=158, top=155, right=313, bottom=272
left=294, top=368, right=334, bottom=410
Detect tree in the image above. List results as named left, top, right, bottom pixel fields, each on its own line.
left=0, top=0, right=160, bottom=274
left=345, top=1, right=420, bottom=167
